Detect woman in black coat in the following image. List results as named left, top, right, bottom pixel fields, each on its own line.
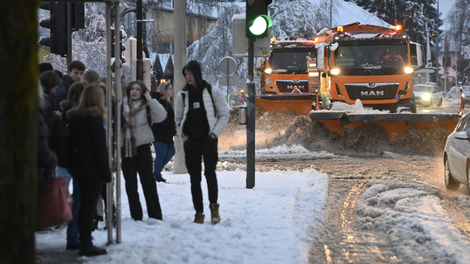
left=67, top=84, right=111, bottom=257
left=150, top=82, right=177, bottom=183
left=38, top=90, right=57, bottom=180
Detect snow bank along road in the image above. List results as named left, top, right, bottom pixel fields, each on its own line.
left=219, top=149, right=470, bottom=263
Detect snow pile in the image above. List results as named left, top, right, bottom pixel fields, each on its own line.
left=219, top=100, right=455, bottom=156
left=219, top=144, right=337, bottom=163
left=330, top=99, right=388, bottom=113
left=356, top=181, right=470, bottom=263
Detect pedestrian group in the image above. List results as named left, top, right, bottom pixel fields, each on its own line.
left=36, top=60, right=229, bottom=257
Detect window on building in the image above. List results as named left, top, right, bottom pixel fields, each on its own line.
left=161, top=0, right=172, bottom=9
left=443, top=56, right=452, bottom=67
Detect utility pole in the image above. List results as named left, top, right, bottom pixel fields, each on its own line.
left=436, top=0, right=440, bottom=87
left=329, top=0, right=332, bottom=28
left=173, top=0, right=188, bottom=174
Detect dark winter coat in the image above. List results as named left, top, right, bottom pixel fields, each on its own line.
left=150, top=91, right=176, bottom=144
left=48, top=100, right=75, bottom=156
left=42, top=93, right=56, bottom=133
left=54, top=75, right=74, bottom=111
left=67, top=106, right=111, bottom=183
left=38, top=109, right=57, bottom=179
left=60, top=99, right=78, bottom=126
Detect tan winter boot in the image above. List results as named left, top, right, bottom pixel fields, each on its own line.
left=210, top=203, right=221, bottom=224
left=194, top=212, right=205, bottom=224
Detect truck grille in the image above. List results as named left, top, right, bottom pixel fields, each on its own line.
left=276, top=80, right=308, bottom=93
left=344, top=83, right=399, bottom=100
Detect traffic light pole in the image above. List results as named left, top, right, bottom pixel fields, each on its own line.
left=246, top=39, right=255, bottom=189
left=66, top=3, right=72, bottom=66
left=136, top=0, right=143, bottom=81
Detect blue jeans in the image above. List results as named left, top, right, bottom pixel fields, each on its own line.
left=67, top=177, right=80, bottom=246
left=56, top=166, right=72, bottom=186
left=152, top=141, right=175, bottom=180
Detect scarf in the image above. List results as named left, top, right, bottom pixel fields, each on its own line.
left=122, top=97, right=147, bottom=157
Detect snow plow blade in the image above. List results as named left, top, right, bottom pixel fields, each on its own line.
left=309, top=112, right=461, bottom=140
left=255, top=94, right=315, bottom=114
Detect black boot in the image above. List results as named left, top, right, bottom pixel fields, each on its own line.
left=78, top=245, right=107, bottom=257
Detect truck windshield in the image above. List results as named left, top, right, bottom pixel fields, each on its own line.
left=333, top=44, right=408, bottom=76
left=269, top=51, right=309, bottom=74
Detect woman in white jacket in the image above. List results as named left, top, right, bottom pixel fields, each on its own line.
left=121, top=80, right=167, bottom=221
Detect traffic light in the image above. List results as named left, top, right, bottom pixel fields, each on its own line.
left=246, top=0, right=272, bottom=39
left=39, top=2, right=84, bottom=57
left=111, top=29, right=127, bottom=63
left=39, top=2, right=68, bottom=56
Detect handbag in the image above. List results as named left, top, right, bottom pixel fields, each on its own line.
left=36, top=177, right=73, bottom=229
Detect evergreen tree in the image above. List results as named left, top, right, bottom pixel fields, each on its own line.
left=447, top=0, right=470, bottom=84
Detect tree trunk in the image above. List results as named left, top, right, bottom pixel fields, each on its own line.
left=0, top=1, right=40, bottom=263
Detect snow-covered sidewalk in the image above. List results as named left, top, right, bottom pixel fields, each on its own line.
left=35, top=146, right=470, bottom=264
left=36, top=169, right=329, bottom=264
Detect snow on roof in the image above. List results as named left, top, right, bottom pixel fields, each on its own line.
left=158, top=53, right=172, bottom=68
left=150, top=52, right=157, bottom=65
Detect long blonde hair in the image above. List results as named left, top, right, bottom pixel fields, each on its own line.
left=157, top=82, right=172, bottom=102
left=77, top=85, right=106, bottom=120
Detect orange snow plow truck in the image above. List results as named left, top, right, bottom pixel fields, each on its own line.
left=310, top=22, right=460, bottom=140
left=257, top=22, right=460, bottom=141
left=255, top=37, right=320, bottom=114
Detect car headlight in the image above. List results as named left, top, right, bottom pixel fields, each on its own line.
left=422, top=94, right=431, bottom=101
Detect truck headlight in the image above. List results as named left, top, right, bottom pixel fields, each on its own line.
left=330, top=68, right=340, bottom=75
left=309, top=72, right=319, bottom=77
left=265, top=68, right=272, bottom=74
left=404, top=67, right=414, bottom=74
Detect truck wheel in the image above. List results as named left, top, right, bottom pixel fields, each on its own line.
left=396, top=94, right=417, bottom=113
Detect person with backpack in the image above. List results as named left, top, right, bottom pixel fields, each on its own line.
left=150, top=82, right=177, bottom=183
left=121, top=80, right=167, bottom=221
left=174, top=60, right=229, bottom=224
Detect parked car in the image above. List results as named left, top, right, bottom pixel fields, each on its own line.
left=444, top=112, right=470, bottom=193
left=414, top=83, right=443, bottom=107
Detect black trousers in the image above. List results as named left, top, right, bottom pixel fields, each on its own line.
left=76, top=176, right=102, bottom=248
left=122, top=144, right=162, bottom=220
left=184, top=136, right=219, bottom=213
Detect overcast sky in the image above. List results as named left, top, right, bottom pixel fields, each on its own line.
left=439, top=0, right=456, bottom=20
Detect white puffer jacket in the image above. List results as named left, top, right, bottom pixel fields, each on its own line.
left=175, top=85, right=229, bottom=139
left=121, top=97, right=167, bottom=147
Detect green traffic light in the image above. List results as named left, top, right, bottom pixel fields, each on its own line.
left=249, top=15, right=272, bottom=36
